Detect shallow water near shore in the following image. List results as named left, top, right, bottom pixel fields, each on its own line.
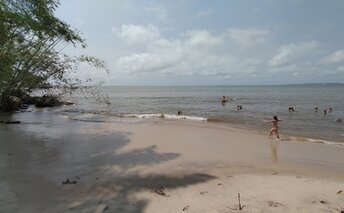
left=59, top=84, right=344, bottom=144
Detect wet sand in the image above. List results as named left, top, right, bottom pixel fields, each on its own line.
left=0, top=109, right=344, bottom=212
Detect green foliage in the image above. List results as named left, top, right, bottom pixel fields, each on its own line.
left=0, top=0, right=108, bottom=111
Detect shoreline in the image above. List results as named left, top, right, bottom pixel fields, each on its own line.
left=51, top=105, right=344, bottom=145
left=0, top=109, right=344, bottom=212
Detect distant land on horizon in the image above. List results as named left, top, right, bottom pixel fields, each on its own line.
left=100, top=83, right=344, bottom=87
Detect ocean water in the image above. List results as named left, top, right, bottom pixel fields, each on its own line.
left=62, top=85, right=344, bottom=144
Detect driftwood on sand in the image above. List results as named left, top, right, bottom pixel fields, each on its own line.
left=0, top=120, right=21, bottom=124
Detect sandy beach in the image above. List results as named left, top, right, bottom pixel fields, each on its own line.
left=2, top=0, right=344, bottom=212
left=1, top=109, right=344, bottom=213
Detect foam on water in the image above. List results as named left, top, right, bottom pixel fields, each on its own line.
left=162, top=114, right=207, bottom=121
left=124, top=113, right=163, bottom=119
left=65, top=110, right=207, bottom=123
left=124, top=113, right=207, bottom=121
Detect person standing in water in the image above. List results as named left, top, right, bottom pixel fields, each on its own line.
left=268, top=115, right=281, bottom=139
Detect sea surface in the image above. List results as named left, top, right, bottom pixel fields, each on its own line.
left=58, top=85, right=344, bottom=144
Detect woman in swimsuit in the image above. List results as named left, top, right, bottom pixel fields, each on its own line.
left=268, top=115, right=281, bottom=139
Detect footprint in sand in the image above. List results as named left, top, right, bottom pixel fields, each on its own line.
left=319, top=200, right=328, bottom=204
left=200, top=191, right=208, bottom=195
left=305, top=179, right=314, bottom=183
left=311, top=200, right=329, bottom=205
left=271, top=171, right=278, bottom=175
left=267, top=200, right=283, bottom=207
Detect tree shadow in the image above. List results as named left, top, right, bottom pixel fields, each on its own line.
left=1, top=117, right=216, bottom=213
left=91, top=145, right=180, bottom=170
left=65, top=173, right=215, bottom=213
left=58, top=131, right=216, bottom=212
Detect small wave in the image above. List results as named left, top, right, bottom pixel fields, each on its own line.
left=163, top=114, right=207, bottom=121
left=123, top=113, right=207, bottom=121
left=67, top=112, right=207, bottom=122
left=283, top=135, right=344, bottom=146
left=305, top=138, right=344, bottom=146
left=124, top=113, right=163, bottom=119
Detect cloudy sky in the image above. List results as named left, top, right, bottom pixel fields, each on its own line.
left=56, top=0, right=344, bottom=85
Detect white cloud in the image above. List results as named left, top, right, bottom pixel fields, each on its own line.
left=115, top=52, right=182, bottom=74
left=110, top=24, right=342, bottom=82
left=322, top=50, right=344, bottom=64
left=268, top=41, right=320, bottom=67
left=185, top=30, right=224, bottom=48
left=56, top=0, right=344, bottom=84
left=112, top=25, right=263, bottom=78
left=195, top=9, right=213, bottom=18
left=113, top=24, right=160, bottom=44
left=225, top=28, right=270, bottom=48
left=321, top=50, right=344, bottom=75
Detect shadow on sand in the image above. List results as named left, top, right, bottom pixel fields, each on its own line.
left=0, top=116, right=216, bottom=213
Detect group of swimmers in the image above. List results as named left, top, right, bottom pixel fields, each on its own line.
left=176, top=96, right=340, bottom=139
left=314, top=107, right=333, bottom=115
left=271, top=105, right=340, bottom=138
left=269, top=106, right=340, bottom=139
left=289, top=106, right=333, bottom=115
left=222, top=96, right=244, bottom=110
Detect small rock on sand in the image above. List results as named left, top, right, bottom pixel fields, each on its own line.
left=182, top=205, right=190, bottom=211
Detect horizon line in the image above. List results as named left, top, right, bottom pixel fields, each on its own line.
left=99, top=82, right=344, bottom=87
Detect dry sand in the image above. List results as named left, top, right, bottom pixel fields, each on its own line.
left=1, top=112, right=344, bottom=212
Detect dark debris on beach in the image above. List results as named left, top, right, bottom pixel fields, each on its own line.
left=62, top=176, right=80, bottom=185
left=0, top=120, right=21, bottom=124
left=145, top=184, right=169, bottom=197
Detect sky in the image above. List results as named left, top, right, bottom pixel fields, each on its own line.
left=55, top=0, right=344, bottom=85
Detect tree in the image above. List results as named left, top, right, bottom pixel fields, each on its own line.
left=0, top=0, right=108, bottom=111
